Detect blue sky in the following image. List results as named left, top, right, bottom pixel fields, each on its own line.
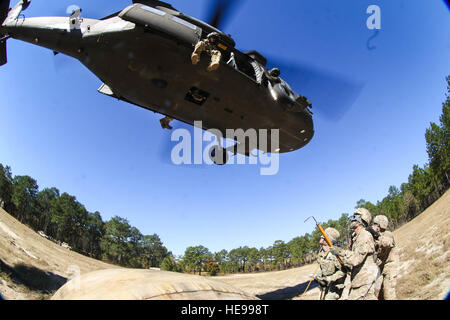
left=0, top=0, right=449, bottom=256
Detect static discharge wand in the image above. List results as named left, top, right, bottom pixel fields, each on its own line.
left=304, top=216, right=344, bottom=266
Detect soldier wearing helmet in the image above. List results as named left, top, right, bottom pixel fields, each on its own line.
left=372, top=215, right=398, bottom=300
left=352, top=208, right=372, bottom=228
left=330, top=208, right=380, bottom=300
left=314, top=227, right=347, bottom=300
left=191, top=32, right=222, bottom=72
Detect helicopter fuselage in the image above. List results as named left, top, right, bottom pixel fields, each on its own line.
left=1, top=2, right=314, bottom=154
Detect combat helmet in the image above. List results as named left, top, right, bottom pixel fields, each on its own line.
left=353, top=208, right=372, bottom=227
left=373, top=215, right=389, bottom=230
left=324, top=227, right=340, bottom=244
left=207, top=32, right=220, bottom=42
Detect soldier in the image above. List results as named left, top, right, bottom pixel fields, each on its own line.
left=372, top=215, right=398, bottom=300
left=191, top=32, right=222, bottom=72
left=331, top=208, right=380, bottom=300
left=314, top=227, right=347, bottom=300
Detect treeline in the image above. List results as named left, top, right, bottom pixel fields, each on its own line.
left=161, top=76, right=450, bottom=276
left=356, top=76, right=449, bottom=228
left=0, top=167, right=171, bottom=268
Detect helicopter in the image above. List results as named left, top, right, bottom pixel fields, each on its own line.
left=0, top=0, right=353, bottom=165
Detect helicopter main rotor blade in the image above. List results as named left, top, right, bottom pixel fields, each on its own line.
left=206, top=0, right=240, bottom=30
left=266, top=57, right=364, bottom=122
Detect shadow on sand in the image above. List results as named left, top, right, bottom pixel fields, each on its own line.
left=0, top=258, right=67, bottom=293
left=256, top=280, right=319, bottom=300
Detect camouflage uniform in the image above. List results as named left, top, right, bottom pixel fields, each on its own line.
left=336, top=229, right=380, bottom=300
left=191, top=33, right=222, bottom=72
left=315, top=249, right=346, bottom=300
left=374, top=230, right=398, bottom=299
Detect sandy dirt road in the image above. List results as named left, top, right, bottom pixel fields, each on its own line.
left=215, top=264, right=321, bottom=300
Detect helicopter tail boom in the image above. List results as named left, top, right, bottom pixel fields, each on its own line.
left=1, top=0, right=90, bottom=61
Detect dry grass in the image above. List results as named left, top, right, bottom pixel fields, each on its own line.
left=0, top=207, right=119, bottom=300
left=216, top=263, right=321, bottom=300
left=0, top=268, right=50, bottom=300
left=394, top=189, right=450, bottom=300
left=396, top=252, right=443, bottom=299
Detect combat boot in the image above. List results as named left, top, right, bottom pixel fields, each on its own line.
left=191, top=53, right=200, bottom=65
left=207, top=50, right=221, bottom=72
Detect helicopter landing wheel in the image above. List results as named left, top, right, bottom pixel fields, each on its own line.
left=209, top=145, right=229, bottom=165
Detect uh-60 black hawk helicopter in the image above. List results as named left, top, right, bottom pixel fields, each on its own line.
left=1, top=0, right=317, bottom=164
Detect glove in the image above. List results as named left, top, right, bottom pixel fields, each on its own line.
left=314, top=275, right=327, bottom=287
left=316, top=278, right=327, bottom=287
left=330, top=246, right=343, bottom=256
left=318, top=279, right=327, bottom=287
